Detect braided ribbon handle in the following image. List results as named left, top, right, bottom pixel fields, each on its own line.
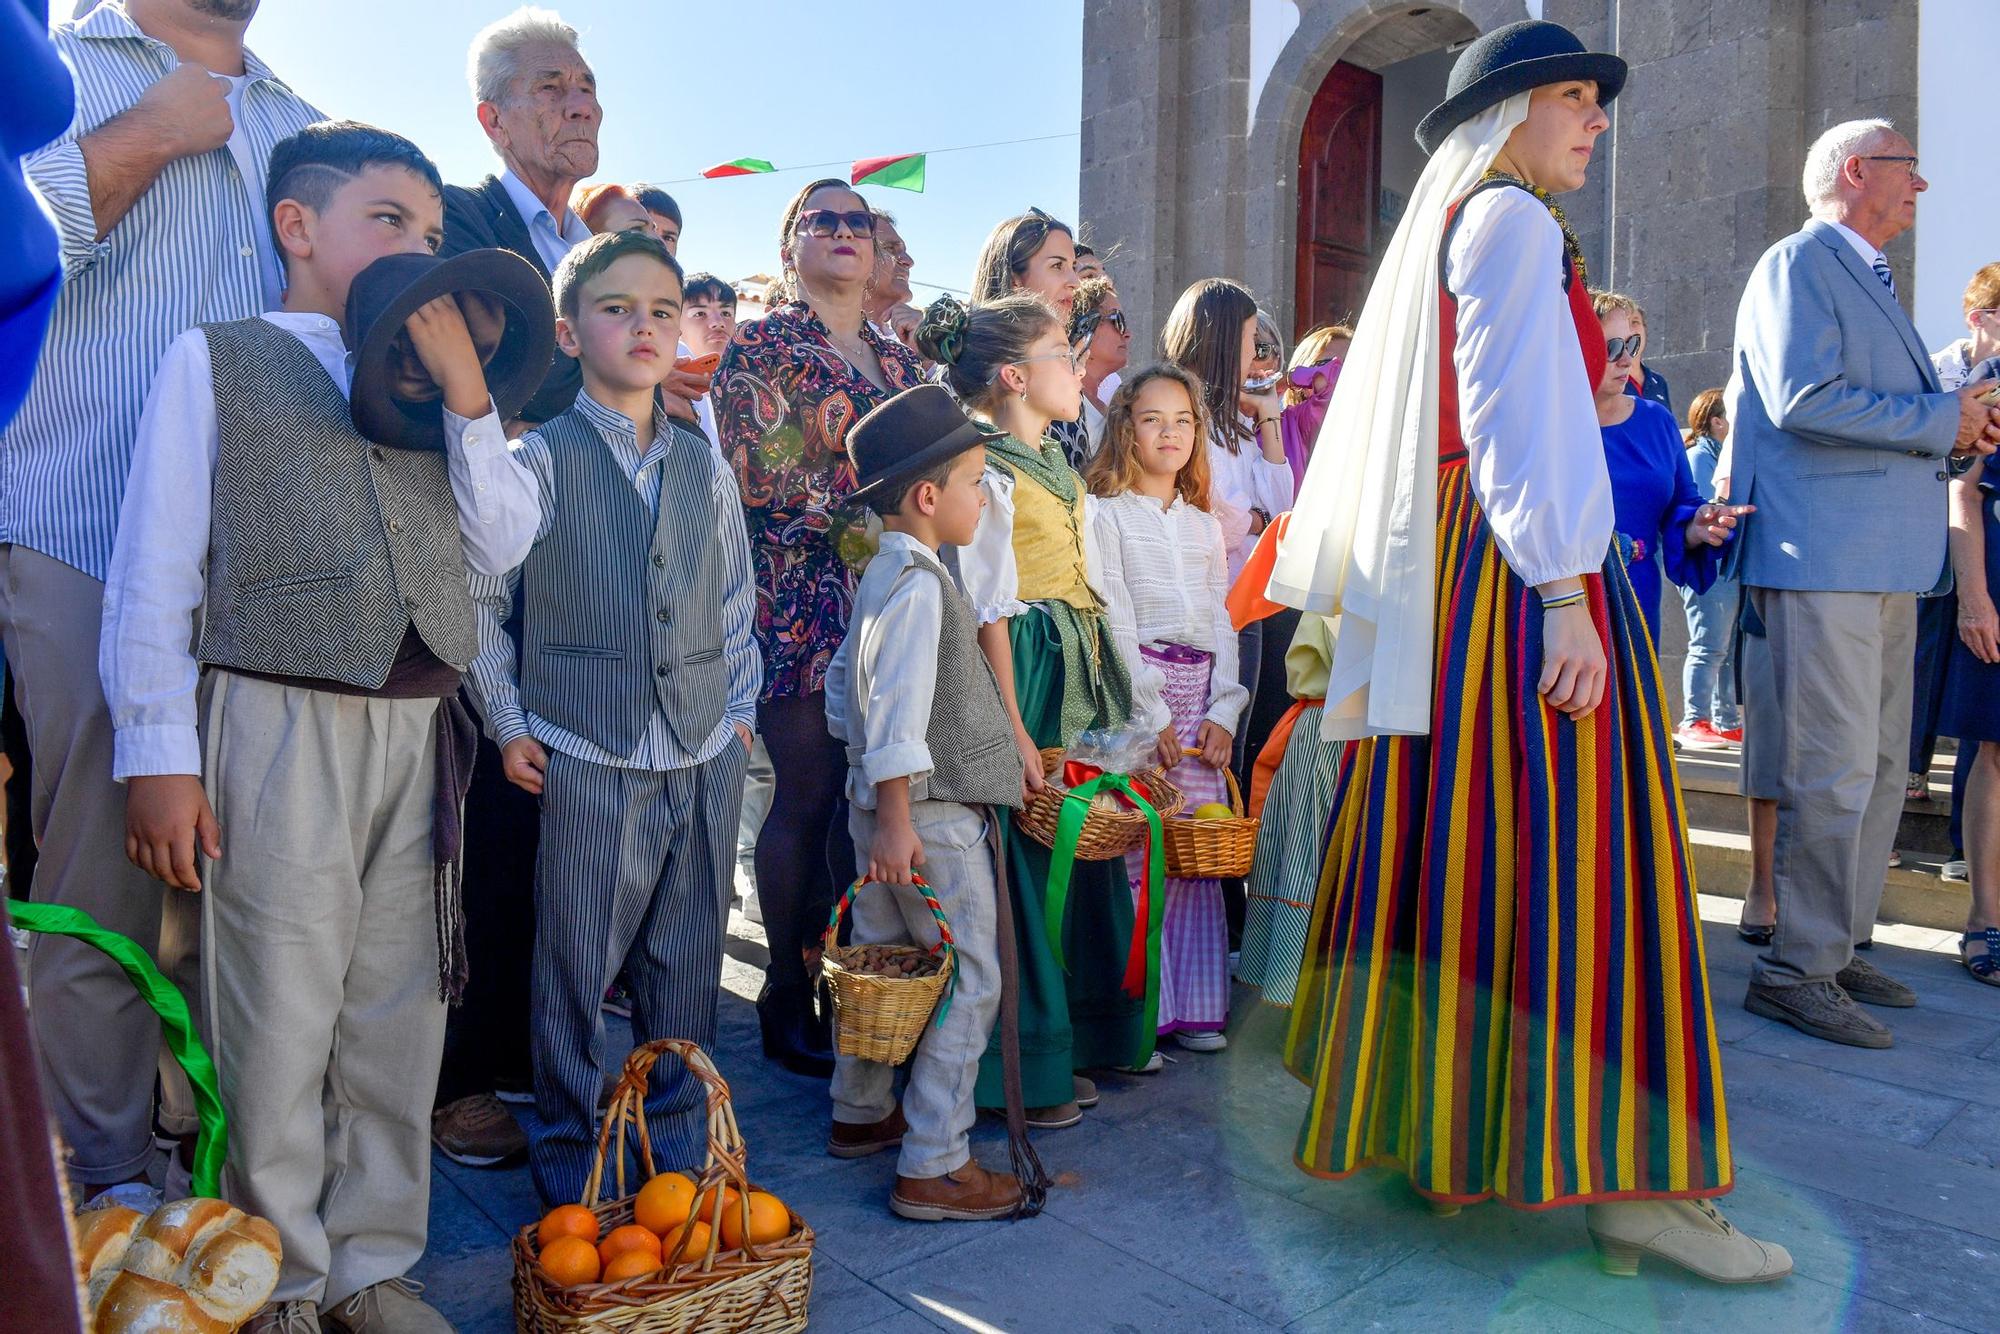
left=823, top=874, right=958, bottom=1027
left=1045, top=772, right=1163, bottom=1069
left=6, top=900, right=227, bottom=1198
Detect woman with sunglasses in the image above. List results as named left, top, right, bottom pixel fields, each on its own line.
left=1067, top=277, right=1129, bottom=453
left=1591, top=291, right=1749, bottom=641
left=714, top=177, right=925, bottom=1077
left=975, top=209, right=1089, bottom=466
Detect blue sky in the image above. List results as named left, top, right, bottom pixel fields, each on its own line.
left=93, top=0, right=1084, bottom=298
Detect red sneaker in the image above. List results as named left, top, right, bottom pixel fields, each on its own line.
left=1713, top=724, right=1744, bottom=744
left=1674, top=720, right=1729, bottom=751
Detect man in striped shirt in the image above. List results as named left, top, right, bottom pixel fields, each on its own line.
left=6, top=0, right=320, bottom=1208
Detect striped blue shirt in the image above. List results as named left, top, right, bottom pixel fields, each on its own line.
left=467, top=391, right=760, bottom=772
left=5, top=2, right=323, bottom=581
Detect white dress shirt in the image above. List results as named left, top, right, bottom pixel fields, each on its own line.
left=465, top=391, right=760, bottom=772
left=101, top=312, right=538, bottom=780
left=824, top=531, right=946, bottom=809
left=498, top=168, right=592, bottom=274
left=217, top=72, right=284, bottom=309
left=1207, top=426, right=1295, bottom=580
left=1089, top=491, right=1247, bottom=734
left=1447, top=187, right=1615, bottom=586
left=1827, top=219, right=1890, bottom=280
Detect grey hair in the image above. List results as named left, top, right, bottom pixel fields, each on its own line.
left=467, top=6, right=581, bottom=106
left=1802, top=118, right=1895, bottom=208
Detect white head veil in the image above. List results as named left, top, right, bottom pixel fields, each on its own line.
left=1267, top=93, right=1531, bottom=741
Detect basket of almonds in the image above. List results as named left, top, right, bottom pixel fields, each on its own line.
left=819, top=875, right=956, bottom=1065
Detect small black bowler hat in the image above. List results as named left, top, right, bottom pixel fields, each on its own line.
left=346, top=248, right=556, bottom=451
left=848, top=384, right=1005, bottom=503
left=1415, top=19, right=1626, bottom=155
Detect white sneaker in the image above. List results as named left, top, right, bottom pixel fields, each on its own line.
left=1174, top=1031, right=1227, bottom=1053
left=1115, top=1050, right=1166, bottom=1074
left=1942, top=859, right=1970, bottom=883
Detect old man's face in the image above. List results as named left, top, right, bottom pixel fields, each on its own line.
left=486, top=39, right=601, bottom=182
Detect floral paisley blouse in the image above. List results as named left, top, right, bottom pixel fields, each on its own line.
left=715, top=301, right=924, bottom=700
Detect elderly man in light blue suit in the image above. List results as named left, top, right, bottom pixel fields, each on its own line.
left=1728, top=118, right=2000, bottom=1050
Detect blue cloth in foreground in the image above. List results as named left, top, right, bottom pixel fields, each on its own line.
left=0, top=0, right=72, bottom=432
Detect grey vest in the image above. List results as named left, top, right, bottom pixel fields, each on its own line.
left=198, top=319, right=477, bottom=686
left=518, top=410, right=727, bottom=757
left=906, top=552, right=1024, bottom=810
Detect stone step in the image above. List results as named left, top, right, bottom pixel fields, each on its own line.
left=1676, top=745, right=1960, bottom=856
left=1685, top=827, right=1971, bottom=934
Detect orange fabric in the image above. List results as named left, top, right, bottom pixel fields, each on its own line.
left=1247, top=697, right=1322, bottom=819
left=1226, top=512, right=1291, bottom=631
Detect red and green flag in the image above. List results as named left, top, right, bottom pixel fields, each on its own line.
left=702, top=157, right=775, bottom=179
left=851, top=153, right=926, bottom=193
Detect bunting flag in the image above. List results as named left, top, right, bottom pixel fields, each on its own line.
left=702, top=157, right=776, bottom=179
left=851, top=153, right=927, bottom=193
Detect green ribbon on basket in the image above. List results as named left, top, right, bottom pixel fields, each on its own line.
left=7, top=900, right=227, bottom=1198
left=1043, top=772, right=1165, bottom=1068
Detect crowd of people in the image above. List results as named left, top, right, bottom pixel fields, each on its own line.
left=3, top=3, right=1998, bottom=1330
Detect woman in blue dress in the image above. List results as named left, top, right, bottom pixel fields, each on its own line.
left=1590, top=292, right=1747, bottom=640
left=1936, top=423, right=2000, bottom=987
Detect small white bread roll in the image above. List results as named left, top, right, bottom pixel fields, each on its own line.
left=92, top=1271, right=230, bottom=1334
left=180, top=1216, right=282, bottom=1325
left=119, top=1199, right=243, bottom=1283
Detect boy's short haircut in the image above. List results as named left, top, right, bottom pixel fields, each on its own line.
left=553, top=229, right=684, bottom=322
left=681, top=273, right=735, bottom=308
left=632, top=185, right=682, bottom=227
left=265, top=120, right=442, bottom=273
left=863, top=451, right=962, bottom=519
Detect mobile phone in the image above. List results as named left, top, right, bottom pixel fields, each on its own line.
left=675, top=353, right=721, bottom=376
left=1244, top=371, right=1281, bottom=393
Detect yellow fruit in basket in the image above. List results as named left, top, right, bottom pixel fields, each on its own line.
left=601, top=1249, right=662, bottom=1284
left=598, top=1223, right=662, bottom=1269
left=536, top=1203, right=600, bottom=1249
left=1192, top=802, right=1234, bottom=820
left=539, top=1234, right=601, bottom=1287
left=668, top=1219, right=714, bottom=1263
left=719, top=1191, right=792, bottom=1250
left=633, top=1172, right=697, bottom=1236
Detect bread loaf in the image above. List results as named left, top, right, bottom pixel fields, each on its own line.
left=91, top=1271, right=230, bottom=1334
left=180, top=1217, right=282, bottom=1325
left=75, top=1205, right=144, bottom=1299
left=119, top=1199, right=243, bottom=1282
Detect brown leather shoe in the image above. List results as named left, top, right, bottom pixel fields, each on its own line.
left=1024, top=1100, right=1083, bottom=1130
left=890, top=1161, right=1023, bottom=1221
left=827, top=1105, right=907, bottom=1159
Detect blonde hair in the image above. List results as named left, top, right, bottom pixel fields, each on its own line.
left=1590, top=289, right=1642, bottom=322
left=1285, top=324, right=1352, bottom=405
left=1963, top=262, right=2000, bottom=316
left=1084, top=363, right=1212, bottom=512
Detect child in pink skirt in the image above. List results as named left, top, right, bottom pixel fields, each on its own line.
left=1085, top=364, right=1246, bottom=1053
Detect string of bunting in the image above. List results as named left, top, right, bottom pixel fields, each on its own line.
left=688, top=131, right=1079, bottom=193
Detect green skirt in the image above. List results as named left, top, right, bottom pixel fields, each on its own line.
left=975, top=608, right=1147, bottom=1109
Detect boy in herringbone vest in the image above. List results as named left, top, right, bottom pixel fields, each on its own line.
left=824, top=384, right=1028, bottom=1221
left=102, top=122, right=542, bottom=1331
left=463, top=229, right=760, bottom=1207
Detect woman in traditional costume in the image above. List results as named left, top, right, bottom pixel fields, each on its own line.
left=1264, top=21, right=1788, bottom=1282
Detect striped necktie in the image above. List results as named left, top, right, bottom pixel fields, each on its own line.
left=1872, top=255, right=1897, bottom=297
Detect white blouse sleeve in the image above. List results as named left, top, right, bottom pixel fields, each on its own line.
left=1447, top=187, right=1614, bottom=586
left=1086, top=497, right=1169, bottom=736
left=957, top=466, right=1027, bottom=624
left=1252, top=453, right=1296, bottom=518
left=1201, top=515, right=1248, bottom=733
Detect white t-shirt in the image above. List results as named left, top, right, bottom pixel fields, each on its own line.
left=218, top=71, right=283, bottom=308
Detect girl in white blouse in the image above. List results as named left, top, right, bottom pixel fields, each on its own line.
left=1084, top=364, right=1246, bottom=1053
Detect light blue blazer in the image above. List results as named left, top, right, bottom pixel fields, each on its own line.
left=1724, top=219, right=1959, bottom=593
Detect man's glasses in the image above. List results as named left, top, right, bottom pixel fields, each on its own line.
left=796, top=209, right=877, bottom=239
left=1859, top=154, right=1920, bottom=178
left=1605, top=335, right=1643, bottom=362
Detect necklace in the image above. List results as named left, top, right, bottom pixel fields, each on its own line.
left=1479, top=169, right=1587, bottom=286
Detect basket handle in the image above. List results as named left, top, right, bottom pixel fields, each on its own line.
left=1178, top=745, right=1246, bottom=816
left=822, top=874, right=960, bottom=1026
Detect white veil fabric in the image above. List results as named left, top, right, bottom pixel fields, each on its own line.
left=1267, top=94, right=1530, bottom=742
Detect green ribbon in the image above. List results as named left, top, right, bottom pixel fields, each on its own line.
left=1043, top=772, right=1164, bottom=1069
left=7, top=900, right=227, bottom=1198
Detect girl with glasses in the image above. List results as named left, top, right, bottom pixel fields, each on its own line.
left=1067, top=277, right=1130, bottom=455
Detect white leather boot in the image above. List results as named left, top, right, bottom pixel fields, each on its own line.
left=1584, top=1197, right=1792, bottom=1283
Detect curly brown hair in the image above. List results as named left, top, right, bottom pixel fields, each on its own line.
left=1084, top=362, right=1212, bottom=512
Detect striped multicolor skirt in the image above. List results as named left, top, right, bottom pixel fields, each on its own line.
left=1236, top=702, right=1342, bottom=1008
left=1282, top=463, right=1732, bottom=1208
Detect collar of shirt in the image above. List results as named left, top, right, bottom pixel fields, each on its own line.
left=1827, top=219, right=1888, bottom=272
left=257, top=310, right=350, bottom=397
left=78, top=1, right=281, bottom=83
left=875, top=530, right=937, bottom=561
left=574, top=389, right=670, bottom=483
left=499, top=168, right=590, bottom=263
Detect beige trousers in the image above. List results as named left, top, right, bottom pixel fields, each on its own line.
left=198, top=672, right=445, bottom=1305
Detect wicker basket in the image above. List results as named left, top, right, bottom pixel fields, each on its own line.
left=821, top=875, right=955, bottom=1066
left=512, top=1039, right=814, bottom=1333
left=1161, top=747, right=1260, bottom=879
left=1015, top=748, right=1184, bottom=860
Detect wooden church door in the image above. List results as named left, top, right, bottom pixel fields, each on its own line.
left=1294, top=61, right=1382, bottom=339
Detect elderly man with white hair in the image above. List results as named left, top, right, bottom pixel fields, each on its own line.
left=1727, top=118, right=2000, bottom=1049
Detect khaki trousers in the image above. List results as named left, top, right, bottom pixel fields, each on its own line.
left=198, top=672, right=445, bottom=1305
left=0, top=545, right=195, bottom=1184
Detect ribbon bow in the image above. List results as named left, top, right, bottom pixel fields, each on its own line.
left=1043, top=769, right=1165, bottom=1070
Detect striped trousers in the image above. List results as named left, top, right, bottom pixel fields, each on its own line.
left=529, top=742, right=747, bottom=1207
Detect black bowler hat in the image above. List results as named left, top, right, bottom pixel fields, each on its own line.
left=346, top=248, right=556, bottom=451
left=1415, top=20, right=1626, bottom=155
left=848, top=384, right=1005, bottom=503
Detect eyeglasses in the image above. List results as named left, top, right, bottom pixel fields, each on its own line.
left=1254, top=341, right=1280, bottom=361
left=1073, top=308, right=1128, bottom=341
left=1859, top=154, right=1920, bottom=177
left=796, top=209, right=877, bottom=239
left=1605, top=334, right=1643, bottom=361
left=1013, top=349, right=1085, bottom=373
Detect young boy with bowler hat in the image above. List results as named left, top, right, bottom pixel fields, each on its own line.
left=823, top=384, right=1029, bottom=1221
left=462, top=227, right=761, bottom=1207
left=101, top=120, right=550, bottom=1332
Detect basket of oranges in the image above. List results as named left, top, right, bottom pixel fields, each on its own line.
left=820, top=874, right=956, bottom=1066
left=511, top=1038, right=814, bottom=1333
left=1160, top=747, right=1260, bottom=879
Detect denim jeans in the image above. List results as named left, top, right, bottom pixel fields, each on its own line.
left=1679, top=575, right=1742, bottom=729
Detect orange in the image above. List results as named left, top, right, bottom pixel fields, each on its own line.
left=667, top=1219, right=713, bottom=1264
left=601, top=1249, right=662, bottom=1284
left=693, top=1183, right=741, bottom=1227
left=719, top=1191, right=791, bottom=1250
left=535, top=1204, right=601, bottom=1250
left=598, top=1223, right=663, bottom=1269
left=538, top=1234, right=601, bottom=1288
left=633, top=1172, right=697, bottom=1237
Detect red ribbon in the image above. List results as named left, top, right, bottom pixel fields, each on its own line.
left=1060, top=760, right=1152, bottom=804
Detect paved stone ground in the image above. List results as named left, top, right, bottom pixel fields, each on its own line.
left=414, top=899, right=1997, bottom=1332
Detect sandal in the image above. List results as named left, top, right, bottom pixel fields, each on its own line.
left=1963, top=927, right=2000, bottom=988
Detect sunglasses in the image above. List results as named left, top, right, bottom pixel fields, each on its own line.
left=1254, top=341, right=1280, bottom=361
left=1074, top=308, right=1128, bottom=340
left=796, top=209, right=877, bottom=239
left=1605, top=334, right=1643, bottom=361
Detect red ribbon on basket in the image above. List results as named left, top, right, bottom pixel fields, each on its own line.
left=1059, top=761, right=1153, bottom=804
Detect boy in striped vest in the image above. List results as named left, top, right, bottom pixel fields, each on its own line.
left=464, top=229, right=760, bottom=1206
